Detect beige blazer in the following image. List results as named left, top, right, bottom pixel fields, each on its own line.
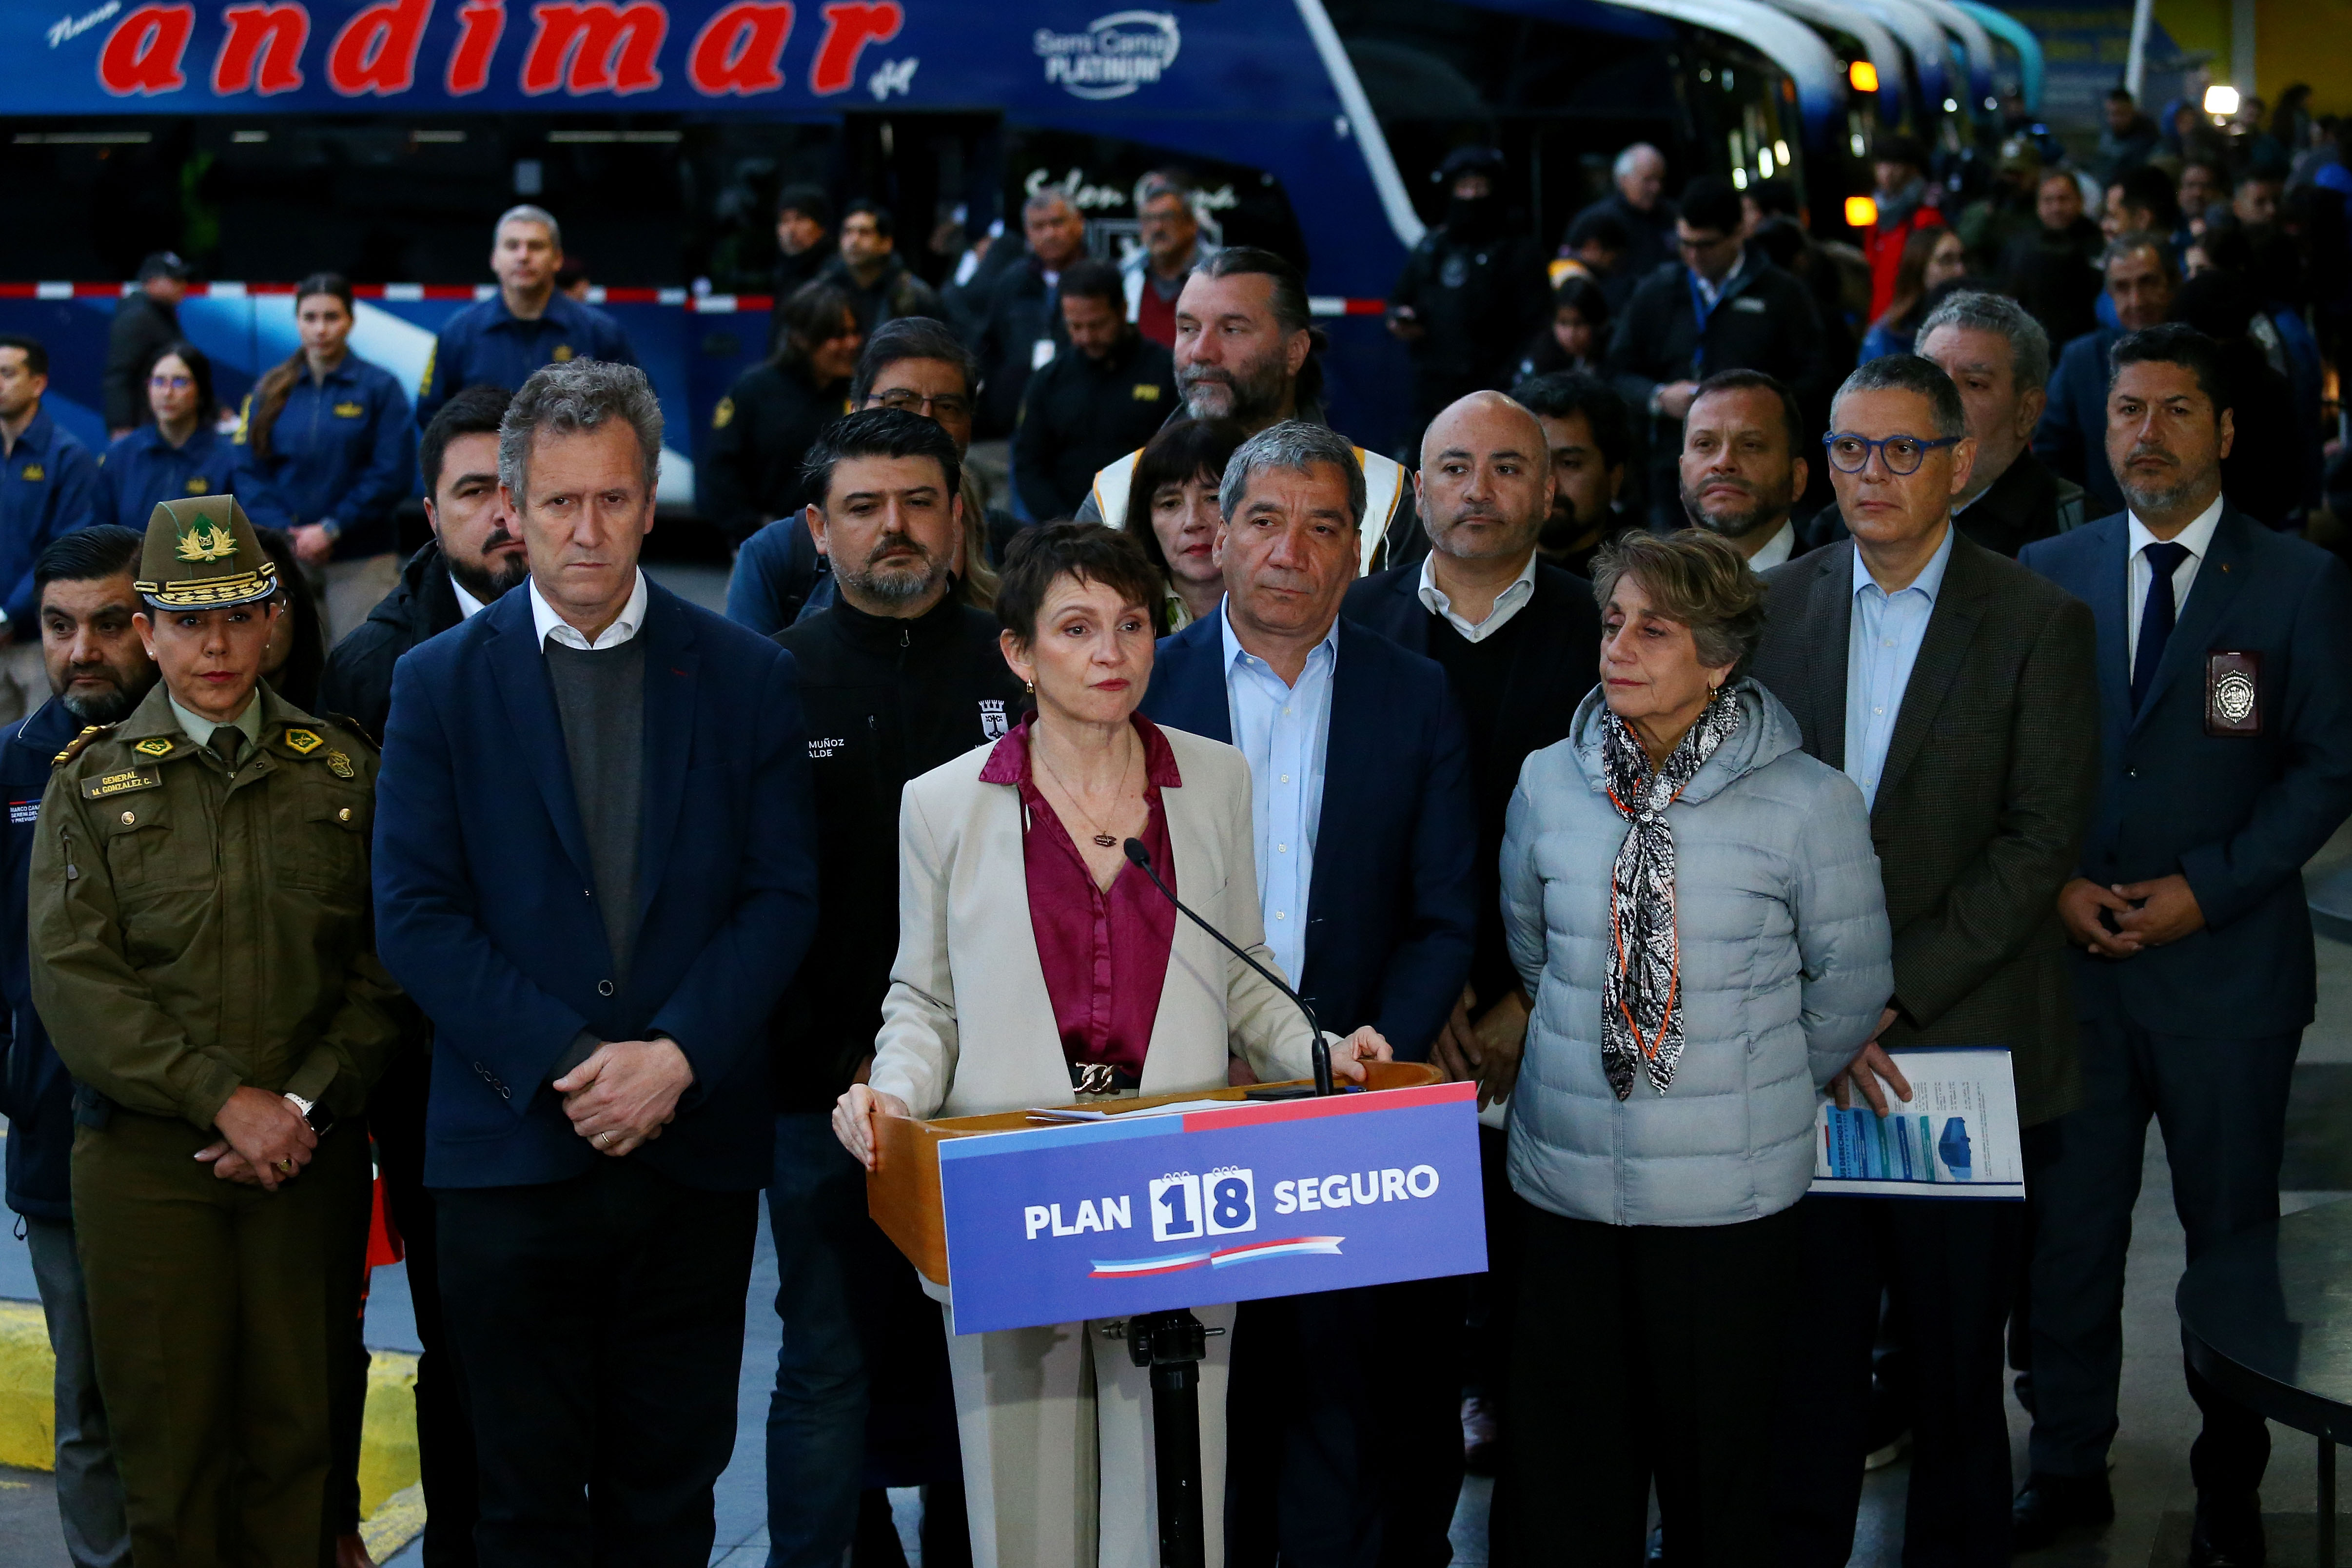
left=869, top=724, right=1319, bottom=1119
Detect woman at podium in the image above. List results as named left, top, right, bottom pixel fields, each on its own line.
left=833, top=521, right=1392, bottom=1568
left=1495, top=531, right=1893, bottom=1562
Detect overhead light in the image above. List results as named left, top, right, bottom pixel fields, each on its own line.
left=1849, top=60, right=1879, bottom=94
left=1845, top=195, right=1879, bottom=228
left=1759, top=148, right=1775, bottom=176
left=232, top=130, right=268, bottom=144
left=2204, top=84, right=2240, bottom=116
left=548, top=129, right=683, bottom=144
left=1943, top=98, right=1960, bottom=112
left=1733, top=167, right=1749, bottom=189
left=1851, top=133, right=1867, bottom=156
left=1776, top=139, right=1792, bottom=164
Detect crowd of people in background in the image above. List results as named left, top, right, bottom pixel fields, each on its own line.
left=0, top=87, right=2350, bottom=1568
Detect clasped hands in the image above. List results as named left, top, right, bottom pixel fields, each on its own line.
left=554, top=1038, right=695, bottom=1157
left=1431, top=983, right=1529, bottom=1111
left=196, top=1086, right=317, bottom=1190
left=2058, top=873, right=2205, bottom=958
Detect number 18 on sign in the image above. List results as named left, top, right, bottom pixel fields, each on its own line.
left=935, top=1081, right=1486, bottom=1334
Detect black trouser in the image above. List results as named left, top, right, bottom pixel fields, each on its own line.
left=435, top=1158, right=757, bottom=1568
left=2023, top=1014, right=2298, bottom=1497
left=1225, top=1277, right=1466, bottom=1568
left=1464, top=1125, right=1523, bottom=1412
left=1770, top=1194, right=2021, bottom=1568
left=376, top=1048, right=480, bottom=1567
left=1494, top=1200, right=1799, bottom=1568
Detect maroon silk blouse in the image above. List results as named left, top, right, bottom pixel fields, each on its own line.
left=978, top=713, right=1181, bottom=1079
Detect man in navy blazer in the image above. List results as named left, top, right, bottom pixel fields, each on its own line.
left=373, top=361, right=818, bottom=1567
left=1138, top=421, right=1476, bottom=1568
left=2016, top=325, right=2352, bottom=1566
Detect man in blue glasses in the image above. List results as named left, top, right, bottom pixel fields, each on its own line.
left=1749, top=353, right=2100, bottom=1568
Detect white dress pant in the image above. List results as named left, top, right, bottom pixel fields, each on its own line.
left=942, top=1300, right=1235, bottom=1568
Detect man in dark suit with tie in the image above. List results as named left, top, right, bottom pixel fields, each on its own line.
left=1139, top=420, right=1477, bottom=1568
left=1750, top=353, right=2099, bottom=1568
left=2014, top=325, right=2352, bottom=1566
left=1343, top=390, right=1600, bottom=1471
left=372, top=359, right=819, bottom=1566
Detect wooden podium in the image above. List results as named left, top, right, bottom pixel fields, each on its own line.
left=864, top=1060, right=1445, bottom=1288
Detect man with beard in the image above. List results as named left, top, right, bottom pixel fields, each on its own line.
left=1511, top=372, right=1634, bottom=579
left=1342, top=391, right=1602, bottom=1477
left=1076, top=248, right=1415, bottom=575
left=1387, top=147, right=1553, bottom=425
left=759, top=408, right=1021, bottom=1568
left=320, top=385, right=526, bottom=738
left=2016, top=326, right=2352, bottom=1565
left=1677, top=370, right=1810, bottom=569
left=1, top=525, right=153, bottom=1568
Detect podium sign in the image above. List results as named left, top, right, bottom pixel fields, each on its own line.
left=934, top=1079, right=1484, bottom=1334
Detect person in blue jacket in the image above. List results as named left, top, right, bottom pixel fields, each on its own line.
left=0, top=524, right=155, bottom=1568
left=412, top=205, right=637, bottom=429
left=0, top=334, right=102, bottom=727
left=233, top=274, right=417, bottom=647
left=98, top=341, right=240, bottom=531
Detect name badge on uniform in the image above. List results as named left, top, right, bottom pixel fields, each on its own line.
left=2206, top=650, right=2261, bottom=736
left=333, top=401, right=365, bottom=418
left=81, top=767, right=160, bottom=800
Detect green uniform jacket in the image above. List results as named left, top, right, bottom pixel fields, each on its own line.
left=29, top=681, right=406, bottom=1132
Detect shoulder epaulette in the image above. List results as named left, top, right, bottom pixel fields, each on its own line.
left=324, top=713, right=380, bottom=751
left=52, top=724, right=117, bottom=768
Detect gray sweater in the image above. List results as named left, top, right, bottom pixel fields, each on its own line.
left=1501, top=679, right=1894, bottom=1228
left=545, top=638, right=646, bottom=985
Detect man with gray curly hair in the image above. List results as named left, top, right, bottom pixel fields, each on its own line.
left=373, top=358, right=821, bottom=1563
left=1142, top=416, right=1477, bottom=1564
left=1918, top=290, right=2087, bottom=556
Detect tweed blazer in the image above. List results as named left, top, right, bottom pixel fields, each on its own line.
left=1751, top=529, right=2101, bottom=1127
left=867, top=723, right=1320, bottom=1119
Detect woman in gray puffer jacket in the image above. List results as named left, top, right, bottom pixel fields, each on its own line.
left=1493, top=531, right=1892, bottom=1567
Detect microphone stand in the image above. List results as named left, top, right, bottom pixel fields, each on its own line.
left=1123, top=838, right=1334, bottom=1097
left=1115, top=838, right=1334, bottom=1567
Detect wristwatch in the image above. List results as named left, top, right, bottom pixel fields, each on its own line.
left=283, top=1093, right=336, bottom=1136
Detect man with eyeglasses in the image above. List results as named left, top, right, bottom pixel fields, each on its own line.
left=1607, top=175, right=1828, bottom=529
left=1750, top=353, right=2098, bottom=1568
left=725, top=317, right=1006, bottom=635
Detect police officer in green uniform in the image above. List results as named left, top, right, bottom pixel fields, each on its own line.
left=30, top=494, right=405, bottom=1568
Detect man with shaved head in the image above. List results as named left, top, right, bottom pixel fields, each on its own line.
left=1346, top=390, right=1604, bottom=1473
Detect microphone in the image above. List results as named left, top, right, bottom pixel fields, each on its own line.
left=1124, top=838, right=1335, bottom=1097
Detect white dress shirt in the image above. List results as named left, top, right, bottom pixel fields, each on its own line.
left=1416, top=550, right=1537, bottom=643
left=1745, top=520, right=1797, bottom=572
left=527, top=568, right=647, bottom=652
left=1221, top=613, right=1339, bottom=988
left=450, top=574, right=490, bottom=620
left=2124, top=495, right=2226, bottom=675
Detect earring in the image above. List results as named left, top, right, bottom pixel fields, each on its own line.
left=1025, top=679, right=1036, bottom=697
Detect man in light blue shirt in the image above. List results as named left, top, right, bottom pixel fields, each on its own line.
left=1219, top=610, right=1335, bottom=984
left=1138, top=420, right=1476, bottom=1568
left=1751, top=353, right=2100, bottom=1568
left=1844, top=518, right=1956, bottom=809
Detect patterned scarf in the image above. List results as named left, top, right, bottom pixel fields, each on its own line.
left=1598, top=687, right=1744, bottom=1100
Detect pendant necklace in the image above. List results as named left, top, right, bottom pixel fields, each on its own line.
left=1035, top=733, right=1135, bottom=848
